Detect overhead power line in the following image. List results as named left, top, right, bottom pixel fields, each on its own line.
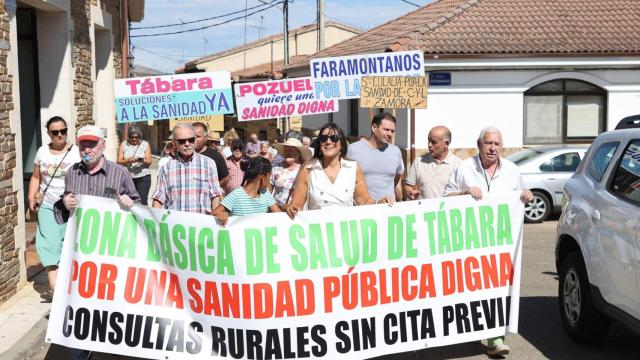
left=400, top=0, right=421, bottom=7
left=131, top=1, right=283, bottom=38
left=131, top=0, right=279, bottom=30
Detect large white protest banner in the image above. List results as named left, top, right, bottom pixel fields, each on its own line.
left=47, top=193, right=523, bottom=359
left=234, top=77, right=339, bottom=121
left=115, top=72, right=234, bottom=123
left=309, top=50, right=424, bottom=100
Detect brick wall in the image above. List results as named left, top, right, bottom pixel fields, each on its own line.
left=0, top=0, right=126, bottom=305
left=71, top=0, right=94, bottom=127
left=72, top=0, right=123, bottom=128
left=0, top=0, right=19, bottom=304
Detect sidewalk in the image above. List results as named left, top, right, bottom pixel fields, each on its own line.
left=0, top=223, right=53, bottom=359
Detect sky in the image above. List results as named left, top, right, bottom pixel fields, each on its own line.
left=131, top=0, right=433, bottom=73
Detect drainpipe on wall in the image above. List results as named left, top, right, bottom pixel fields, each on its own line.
left=121, top=0, right=130, bottom=139
left=410, top=109, right=415, bottom=166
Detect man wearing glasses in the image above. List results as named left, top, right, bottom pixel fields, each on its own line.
left=152, top=123, right=223, bottom=214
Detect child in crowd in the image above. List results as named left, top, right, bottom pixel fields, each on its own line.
left=214, top=156, right=281, bottom=225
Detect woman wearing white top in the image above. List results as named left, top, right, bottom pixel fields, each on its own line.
left=27, top=116, right=81, bottom=293
left=285, top=123, right=392, bottom=218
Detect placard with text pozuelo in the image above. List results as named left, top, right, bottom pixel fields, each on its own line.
left=114, top=72, right=234, bottom=123
left=360, top=76, right=428, bottom=109
left=234, top=77, right=339, bottom=122
left=47, top=194, right=524, bottom=359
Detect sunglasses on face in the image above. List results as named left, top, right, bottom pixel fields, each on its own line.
left=175, top=137, right=196, bottom=145
left=318, top=134, right=340, bottom=143
left=50, top=128, right=68, bottom=137
left=129, top=136, right=140, bottom=140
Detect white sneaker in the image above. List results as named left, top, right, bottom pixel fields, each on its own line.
left=487, top=343, right=510, bottom=356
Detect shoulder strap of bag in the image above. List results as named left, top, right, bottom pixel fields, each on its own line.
left=41, top=144, right=73, bottom=197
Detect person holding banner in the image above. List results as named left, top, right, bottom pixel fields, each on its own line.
left=213, top=156, right=282, bottom=225
left=28, top=116, right=81, bottom=294
left=404, top=125, right=461, bottom=200
left=444, top=126, right=533, bottom=356
left=55, top=125, right=140, bottom=224
left=270, top=137, right=312, bottom=206
left=284, top=123, right=393, bottom=218
left=116, top=126, right=152, bottom=205
left=152, top=123, right=223, bottom=214
left=347, top=112, right=404, bottom=201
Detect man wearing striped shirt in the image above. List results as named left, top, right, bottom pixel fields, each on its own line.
left=54, top=125, right=139, bottom=360
left=55, top=125, right=140, bottom=224
left=152, top=123, right=223, bottom=214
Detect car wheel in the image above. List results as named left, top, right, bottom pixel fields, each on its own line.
left=558, top=252, right=610, bottom=343
left=524, top=191, right=551, bottom=223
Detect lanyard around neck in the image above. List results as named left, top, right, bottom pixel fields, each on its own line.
left=482, top=160, right=500, bottom=192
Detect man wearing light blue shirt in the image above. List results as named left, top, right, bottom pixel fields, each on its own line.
left=347, top=112, right=404, bottom=201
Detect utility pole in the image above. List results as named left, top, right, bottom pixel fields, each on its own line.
left=202, top=37, right=208, bottom=57
left=283, top=0, right=289, bottom=66
left=317, top=0, right=325, bottom=51
left=243, top=0, right=248, bottom=69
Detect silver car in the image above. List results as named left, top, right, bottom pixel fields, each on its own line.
left=507, top=146, right=588, bottom=223
left=555, top=127, right=640, bottom=342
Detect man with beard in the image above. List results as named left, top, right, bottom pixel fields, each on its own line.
left=152, top=123, right=223, bottom=214
left=347, top=112, right=404, bottom=201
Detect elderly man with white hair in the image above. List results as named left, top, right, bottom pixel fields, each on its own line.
left=444, top=126, right=533, bottom=356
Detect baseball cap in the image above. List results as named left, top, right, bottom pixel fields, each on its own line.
left=76, top=125, right=104, bottom=142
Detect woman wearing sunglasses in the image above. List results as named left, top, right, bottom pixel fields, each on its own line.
left=27, top=116, right=81, bottom=295
left=117, top=126, right=152, bottom=205
left=285, top=123, right=393, bottom=219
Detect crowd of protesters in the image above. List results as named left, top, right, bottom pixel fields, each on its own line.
left=30, top=113, right=534, bottom=359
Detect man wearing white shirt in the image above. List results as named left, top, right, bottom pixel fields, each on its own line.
left=444, top=126, right=533, bottom=356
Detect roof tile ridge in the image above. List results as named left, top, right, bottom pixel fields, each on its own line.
left=390, top=0, right=483, bottom=51
left=423, top=0, right=482, bottom=33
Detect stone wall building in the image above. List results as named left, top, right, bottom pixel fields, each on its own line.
left=0, top=0, right=144, bottom=305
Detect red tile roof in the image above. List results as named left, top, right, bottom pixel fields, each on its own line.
left=288, top=0, right=640, bottom=69
left=231, top=56, right=307, bottom=80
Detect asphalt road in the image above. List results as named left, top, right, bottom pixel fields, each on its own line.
left=21, top=218, right=640, bottom=360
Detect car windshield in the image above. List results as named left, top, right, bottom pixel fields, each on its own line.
left=507, top=149, right=545, bottom=165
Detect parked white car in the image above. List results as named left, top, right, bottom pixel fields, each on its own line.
left=507, top=146, right=588, bottom=223
left=555, top=127, right=640, bottom=343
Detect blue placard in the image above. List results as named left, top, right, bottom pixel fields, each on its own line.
left=429, top=72, right=451, bottom=86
